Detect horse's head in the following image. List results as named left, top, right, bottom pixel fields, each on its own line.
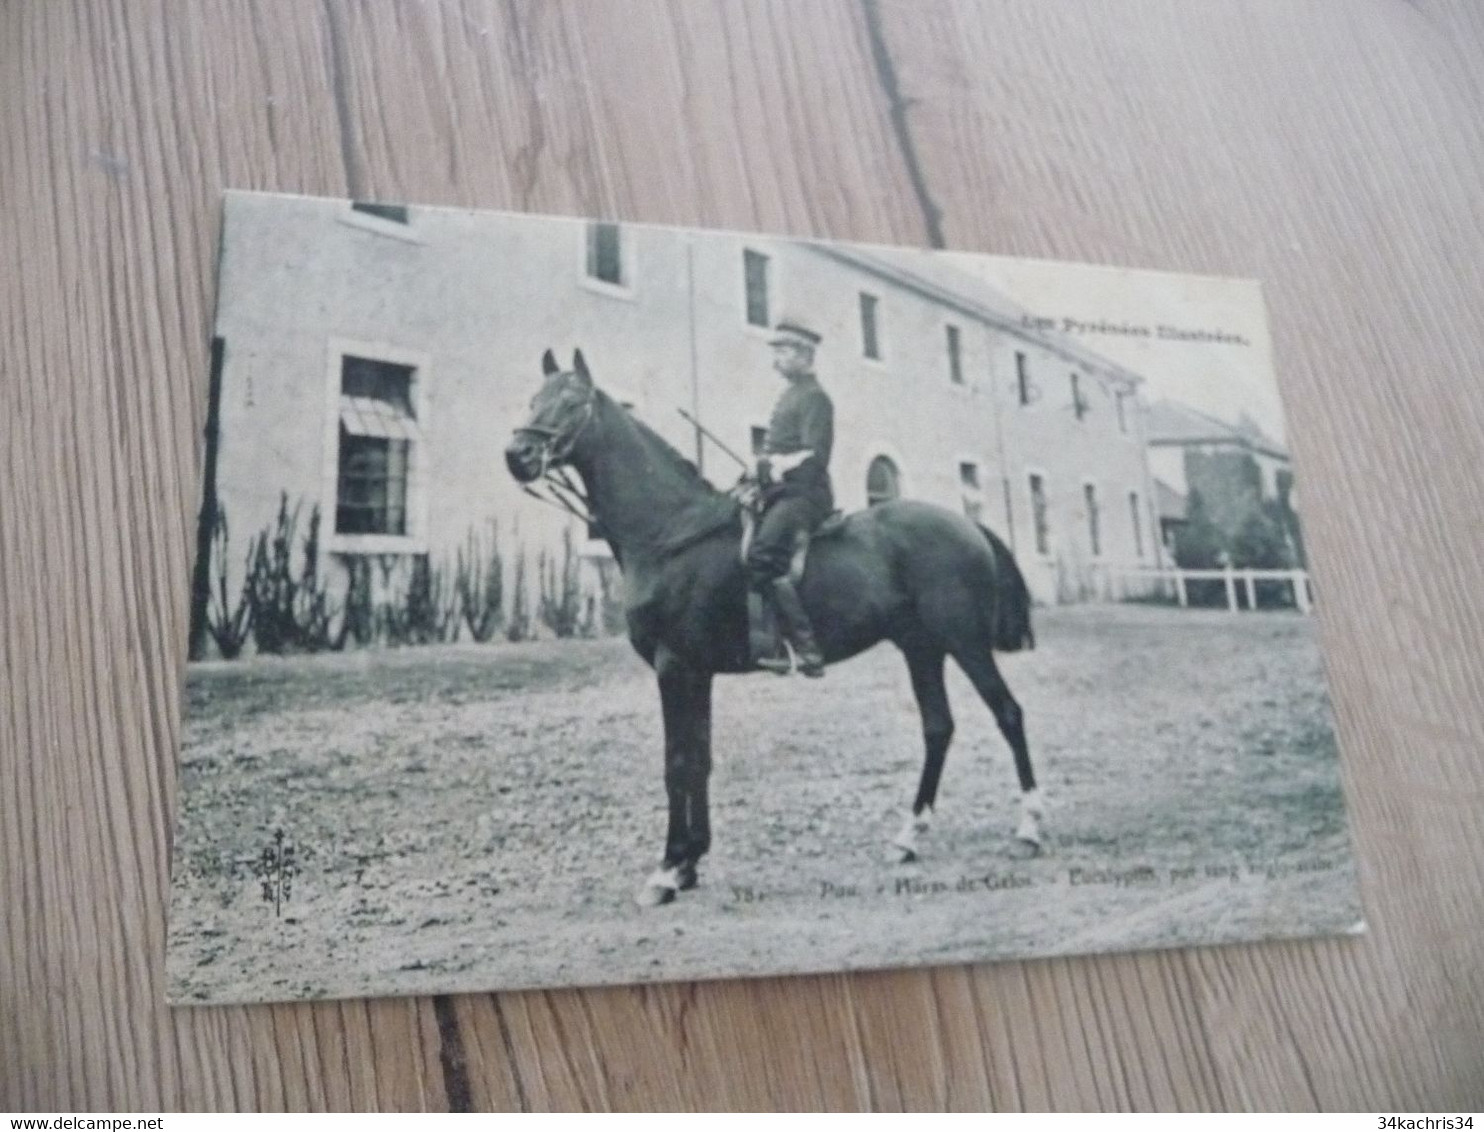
left=505, top=349, right=599, bottom=483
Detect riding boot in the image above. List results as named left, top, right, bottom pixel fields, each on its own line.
left=768, top=577, right=826, bottom=678
left=749, top=590, right=793, bottom=676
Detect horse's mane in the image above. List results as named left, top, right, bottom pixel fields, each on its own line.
left=594, top=388, right=740, bottom=554
left=597, top=389, right=721, bottom=496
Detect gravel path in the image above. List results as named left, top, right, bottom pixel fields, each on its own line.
left=166, top=605, right=1362, bottom=1004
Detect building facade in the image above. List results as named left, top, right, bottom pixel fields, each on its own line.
left=196, top=193, right=1167, bottom=655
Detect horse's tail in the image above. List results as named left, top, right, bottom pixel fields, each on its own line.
left=977, top=523, right=1035, bottom=652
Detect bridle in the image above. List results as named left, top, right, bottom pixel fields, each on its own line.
left=514, top=379, right=597, bottom=475
left=513, top=380, right=599, bottom=526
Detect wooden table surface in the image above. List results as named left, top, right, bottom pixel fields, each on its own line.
left=4, top=0, right=1483, bottom=1112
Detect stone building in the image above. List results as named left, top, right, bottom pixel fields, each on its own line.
left=191, top=192, right=1167, bottom=655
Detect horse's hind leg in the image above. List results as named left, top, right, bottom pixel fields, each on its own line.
left=891, top=646, right=954, bottom=863
left=951, top=645, right=1044, bottom=857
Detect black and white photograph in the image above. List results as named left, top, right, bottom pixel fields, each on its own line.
left=165, top=190, right=1362, bottom=1005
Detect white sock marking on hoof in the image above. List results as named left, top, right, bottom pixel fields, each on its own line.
left=890, top=810, right=931, bottom=862
left=1015, top=789, right=1044, bottom=846
left=637, top=866, right=681, bottom=908
left=1007, top=837, right=1041, bottom=860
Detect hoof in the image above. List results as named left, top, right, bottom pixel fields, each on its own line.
left=637, top=864, right=683, bottom=907
left=889, top=813, right=930, bottom=866
left=637, top=882, right=677, bottom=908
left=637, top=864, right=685, bottom=907
left=1007, top=837, right=1042, bottom=861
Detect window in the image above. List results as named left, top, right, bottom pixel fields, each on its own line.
left=1115, top=391, right=1128, bottom=433
left=351, top=201, right=408, bottom=224
left=1071, top=373, right=1088, bottom=421
left=959, top=460, right=984, bottom=523
left=1084, top=482, right=1101, bottom=557
left=1016, top=352, right=1031, bottom=405
left=750, top=425, right=769, bottom=456
left=342, top=354, right=414, bottom=410
left=586, top=221, right=624, bottom=286
left=743, top=250, right=770, bottom=328
left=860, top=292, right=881, bottom=360
left=338, top=436, right=409, bottom=535
left=336, top=356, right=416, bottom=536
left=1129, top=490, right=1144, bottom=558
left=1029, top=473, right=1050, bottom=555
left=946, top=324, right=963, bottom=384
left=867, top=455, right=901, bottom=506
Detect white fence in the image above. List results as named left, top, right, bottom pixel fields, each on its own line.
left=1090, top=563, right=1314, bottom=613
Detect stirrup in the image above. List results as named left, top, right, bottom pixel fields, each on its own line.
left=755, top=640, right=796, bottom=676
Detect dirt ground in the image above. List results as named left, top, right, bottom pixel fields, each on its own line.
left=165, top=604, right=1363, bottom=1004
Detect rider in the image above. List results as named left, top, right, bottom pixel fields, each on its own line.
left=748, top=317, right=833, bottom=677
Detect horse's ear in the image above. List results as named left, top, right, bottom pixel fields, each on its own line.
left=572, top=349, right=592, bottom=384
left=541, top=349, right=560, bottom=376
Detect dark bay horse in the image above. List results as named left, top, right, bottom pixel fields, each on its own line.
left=506, top=350, right=1043, bottom=906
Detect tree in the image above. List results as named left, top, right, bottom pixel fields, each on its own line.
left=1172, top=490, right=1225, bottom=570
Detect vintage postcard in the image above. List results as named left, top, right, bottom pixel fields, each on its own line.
left=166, top=191, right=1362, bottom=1004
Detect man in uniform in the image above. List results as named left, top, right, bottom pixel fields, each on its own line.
left=747, top=318, right=834, bottom=677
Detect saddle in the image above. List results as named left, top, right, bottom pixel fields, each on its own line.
left=738, top=507, right=848, bottom=584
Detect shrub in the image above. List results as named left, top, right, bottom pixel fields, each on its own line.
left=376, top=555, right=459, bottom=646
left=295, top=505, right=341, bottom=648
left=1232, top=508, right=1291, bottom=571
left=457, top=521, right=504, bottom=643
left=506, top=547, right=533, bottom=642
left=246, top=494, right=346, bottom=654
left=204, top=510, right=252, bottom=659
left=595, top=557, right=628, bottom=636
left=538, top=527, right=583, bottom=638
left=1172, top=490, right=1225, bottom=570
left=404, top=555, right=460, bottom=644
left=341, top=556, right=376, bottom=646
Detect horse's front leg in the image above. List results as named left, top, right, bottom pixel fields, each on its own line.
left=638, top=647, right=713, bottom=907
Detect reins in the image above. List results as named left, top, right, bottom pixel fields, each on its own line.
left=515, top=386, right=749, bottom=554
left=515, top=391, right=601, bottom=529
left=521, top=468, right=597, bottom=528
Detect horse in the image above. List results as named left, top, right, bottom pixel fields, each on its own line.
left=505, top=349, right=1044, bottom=907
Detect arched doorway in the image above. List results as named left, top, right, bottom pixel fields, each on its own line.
left=866, top=455, right=902, bottom=506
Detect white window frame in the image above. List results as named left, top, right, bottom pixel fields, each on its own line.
left=1025, top=466, right=1053, bottom=559
left=1014, top=349, right=1040, bottom=406
left=945, top=322, right=965, bottom=387
left=861, top=444, right=908, bottom=508
left=858, top=291, right=888, bottom=368
left=578, top=221, right=637, bottom=301
left=748, top=420, right=771, bottom=458
left=1128, top=488, right=1146, bottom=561
left=740, top=247, right=776, bottom=336
left=957, top=455, right=987, bottom=522
left=1070, top=370, right=1092, bottom=422
left=1081, top=477, right=1102, bottom=559
left=322, top=337, right=432, bottom=556
left=337, top=202, right=424, bottom=246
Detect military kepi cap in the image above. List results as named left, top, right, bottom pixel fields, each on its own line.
left=769, top=319, right=822, bottom=348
